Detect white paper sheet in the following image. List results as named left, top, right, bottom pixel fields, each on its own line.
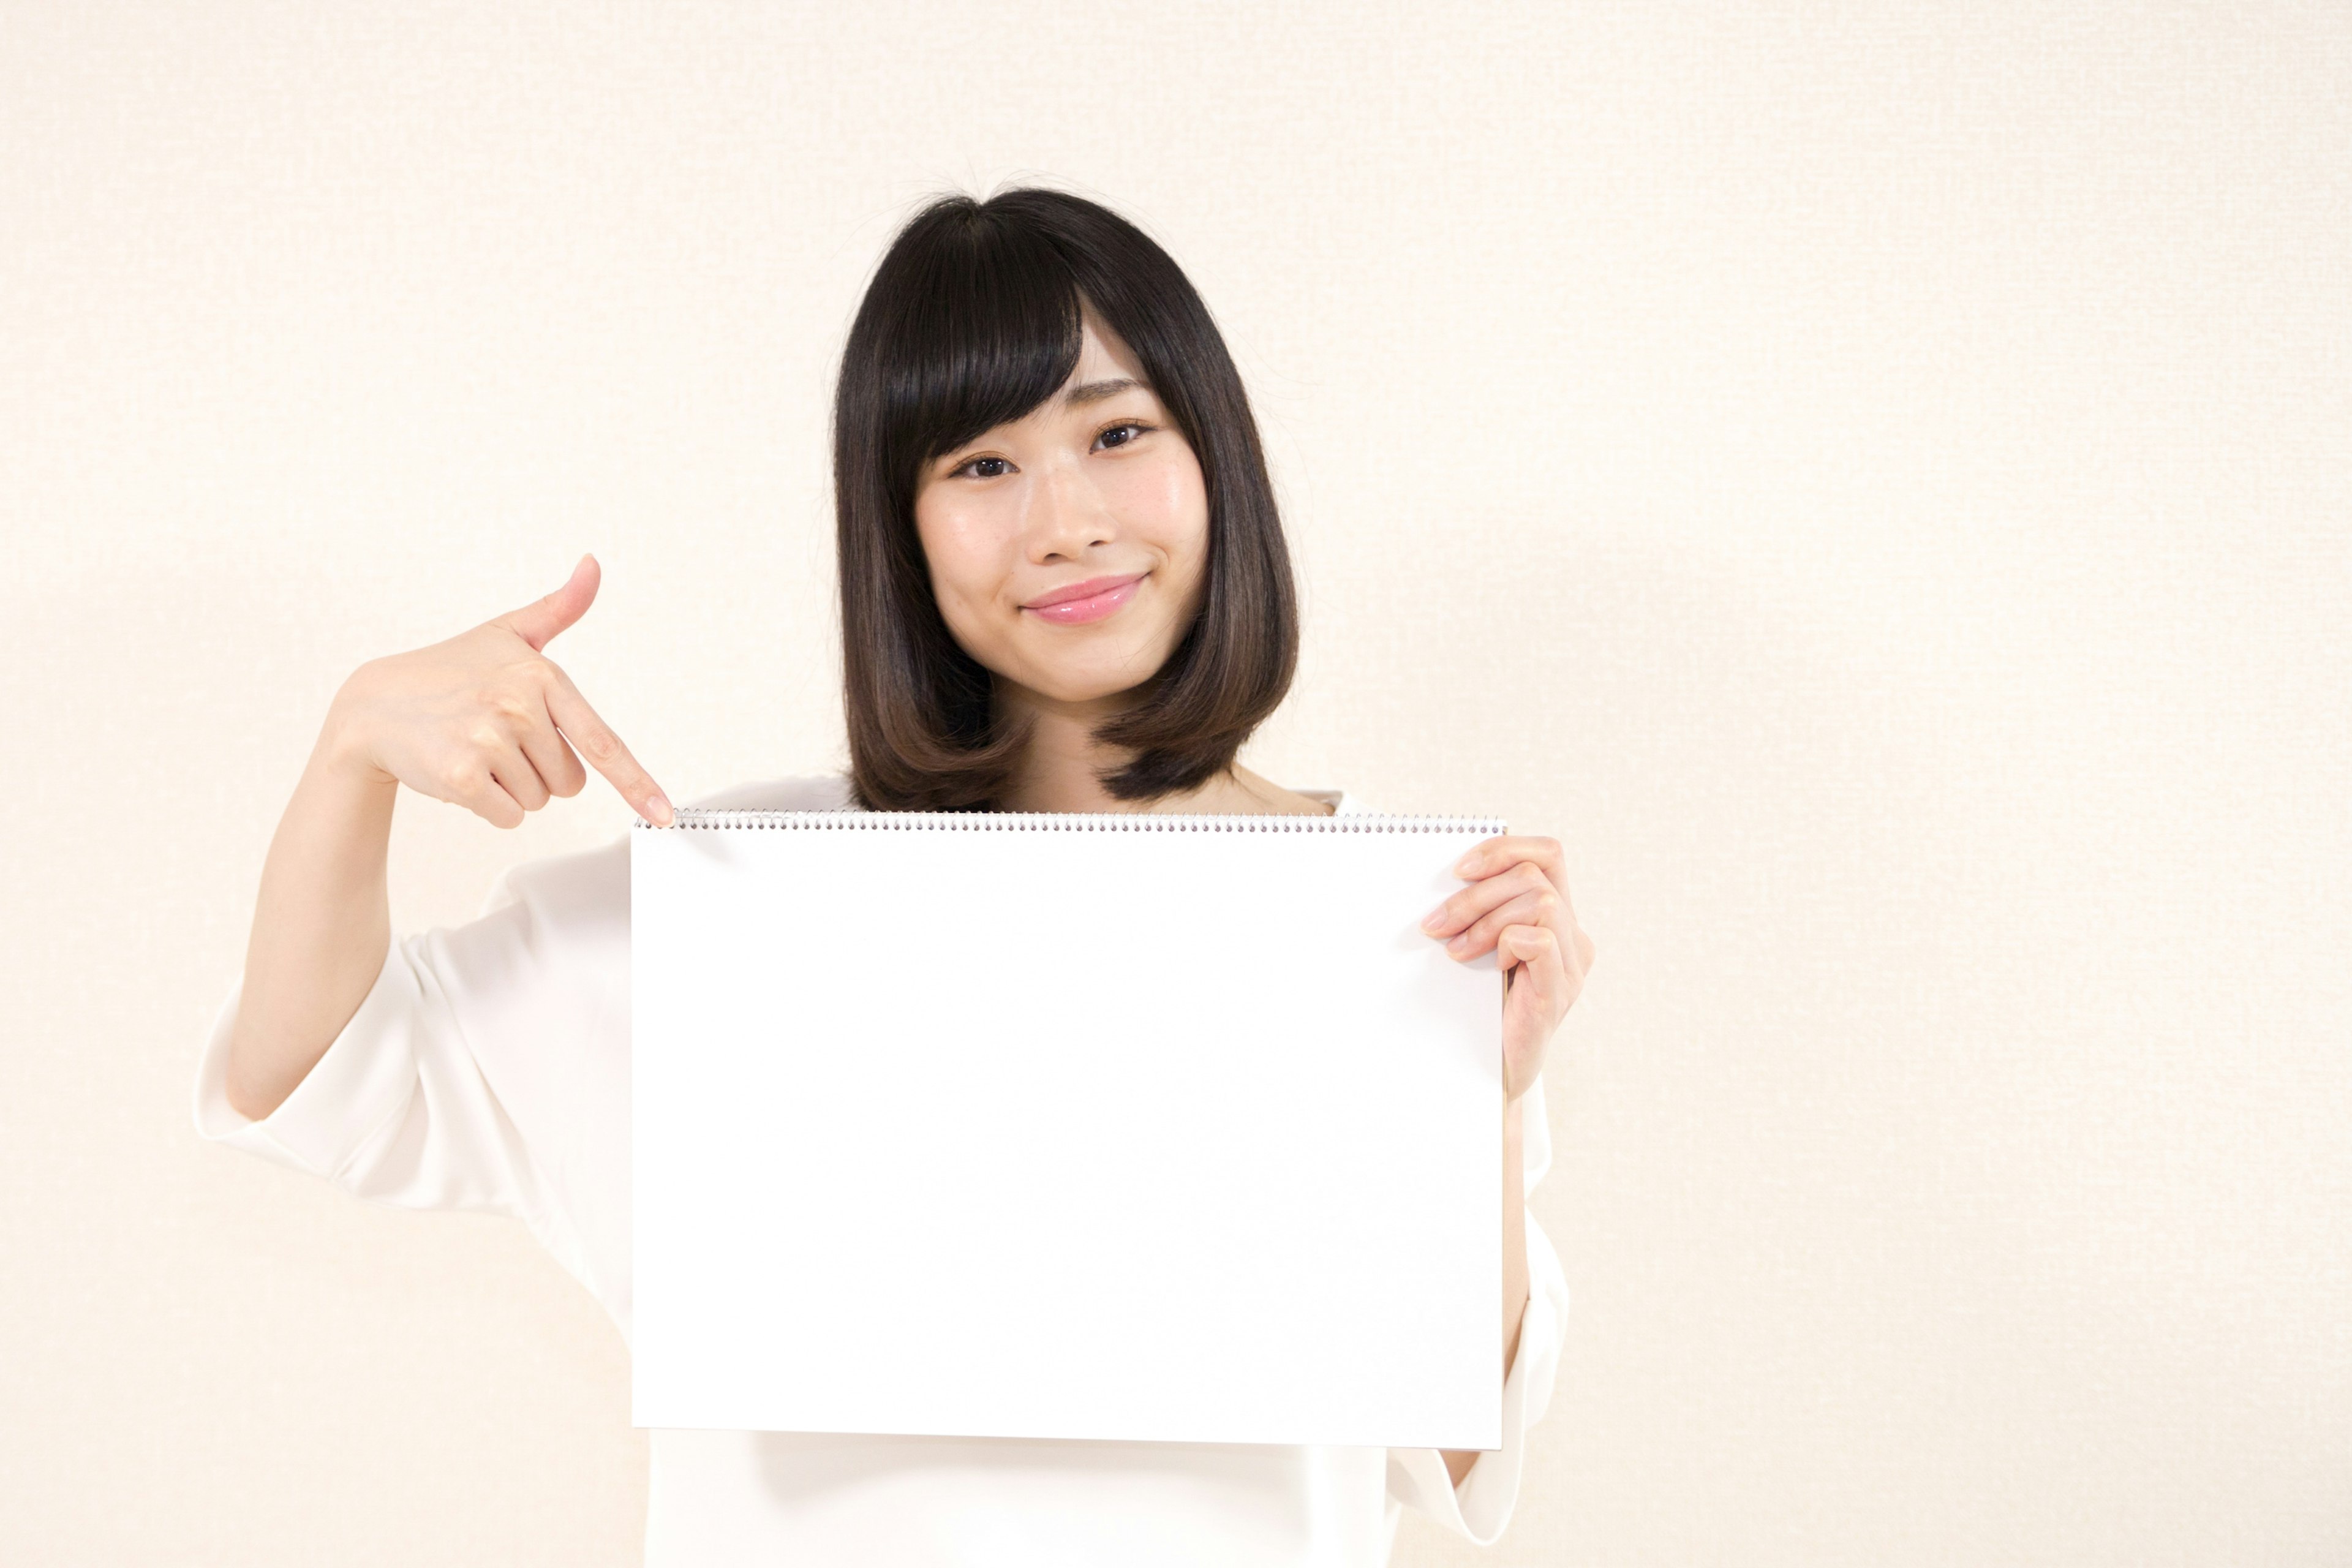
left=630, top=811, right=1506, bottom=1449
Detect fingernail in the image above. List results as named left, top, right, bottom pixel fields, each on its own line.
left=1421, top=907, right=1447, bottom=932
left=647, top=794, right=673, bottom=826
left=1454, top=852, right=1478, bottom=875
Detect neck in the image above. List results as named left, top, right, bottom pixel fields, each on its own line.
left=990, top=681, right=1328, bottom=817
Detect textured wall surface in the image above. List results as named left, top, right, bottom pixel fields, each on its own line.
left=2, top=3, right=2346, bottom=1563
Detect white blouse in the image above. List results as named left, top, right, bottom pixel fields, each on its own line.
left=192, top=772, right=1572, bottom=1567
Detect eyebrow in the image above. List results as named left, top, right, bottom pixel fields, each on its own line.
left=935, top=377, right=1152, bottom=473
left=1063, top=376, right=1144, bottom=406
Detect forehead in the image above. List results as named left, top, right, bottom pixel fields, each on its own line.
left=924, top=307, right=1161, bottom=470
left=1068, top=309, right=1148, bottom=390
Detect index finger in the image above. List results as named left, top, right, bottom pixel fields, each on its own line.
left=1453, top=834, right=1569, bottom=896
left=543, top=669, right=672, bottom=825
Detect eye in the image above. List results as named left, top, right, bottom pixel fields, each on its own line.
left=951, top=455, right=1013, bottom=480
left=1095, top=421, right=1152, bottom=451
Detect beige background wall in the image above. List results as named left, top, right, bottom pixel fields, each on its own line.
left=4, top=2, right=2346, bottom=1563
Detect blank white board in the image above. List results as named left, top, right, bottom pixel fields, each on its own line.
left=630, top=809, right=1507, bottom=1449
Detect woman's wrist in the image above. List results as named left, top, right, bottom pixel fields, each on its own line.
left=312, top=669, right=398, bottom=794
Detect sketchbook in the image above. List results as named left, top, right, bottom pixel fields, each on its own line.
left=630, top=807, right=1509, bottom=1449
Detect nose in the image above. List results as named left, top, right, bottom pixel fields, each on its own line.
left=1023, top=457, right=1115, bottom=564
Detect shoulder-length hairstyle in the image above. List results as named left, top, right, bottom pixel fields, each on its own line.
left=834, top=187, right=1298, bottom=812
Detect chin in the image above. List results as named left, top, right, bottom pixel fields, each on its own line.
left=1023, top=657, right=1172, bottom=707
left=1032, top=678, right=1155, bottom=707
left=1003, top=635, right=1159, bottom=695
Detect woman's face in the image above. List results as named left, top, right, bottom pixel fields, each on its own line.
left=913, top=312, right=1210, bottom=712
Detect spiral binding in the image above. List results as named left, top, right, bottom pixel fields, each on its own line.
left=637, top=808, right=1507, bottom=835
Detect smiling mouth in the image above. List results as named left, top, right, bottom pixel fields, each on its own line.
left=1023, top=573, right=1146, bottom=625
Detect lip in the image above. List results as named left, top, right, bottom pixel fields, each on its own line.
left=1023, top=572, right=1147, bottom=625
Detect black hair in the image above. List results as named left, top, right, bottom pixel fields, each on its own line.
left=833, top=186, right=1298, bottom=812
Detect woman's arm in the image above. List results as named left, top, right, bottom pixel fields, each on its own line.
left=222, top=738, right=399, bottom=1120
left=1422, top=834, right=1595, bottom=1487
left=1439, top=1094, right=1534, bottom=1484
left=222, top=556, right=671, bottom=1121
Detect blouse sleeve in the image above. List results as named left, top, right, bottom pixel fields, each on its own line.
left=1384, top=1072, right=1574, bottom=1545
left=189, top=834, right=632, bottom=1274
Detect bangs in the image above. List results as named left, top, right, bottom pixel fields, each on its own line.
left=835, top=186, right=1297, bottom=812
left=875, top=213, right=1086, bottom=478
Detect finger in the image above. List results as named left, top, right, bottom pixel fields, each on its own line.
left=1500, top=924, right=1571, bottom=1014
left=1482, top=834, right=1584, bottom=941
left=542, top=666, right=672, bottom=825
left=515, top=713, right=588, bottom=801
left=493, top=554, right=602, bottom=652
left=1453, top=835, right=1575, bottom=922
left=1423, top=861, right=1553, bottom=940
left=1445, top=884, right=1563, bottom=962
left=486, top=741, right=553, bottom=813
left=1499, top=925, right=1570, bottom=1098
left=466, top=781, right=528, bottom=830
left=428, top=755, right=527, bottom=830
left=1452, top=834, right=1564, bottom=886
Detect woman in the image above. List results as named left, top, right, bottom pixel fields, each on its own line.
left=198, top=186, right=1597, bottom=1566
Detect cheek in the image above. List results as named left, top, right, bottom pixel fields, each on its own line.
left=914, top=509, right=1006, bottom=631
left=1108, top=451, right=1210, bottom=577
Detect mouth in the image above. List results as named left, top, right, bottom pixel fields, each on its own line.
left=1022, top=572, right=1147, bottom=625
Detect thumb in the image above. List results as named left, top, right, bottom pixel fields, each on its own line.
left=496, top=554, right=601, bottom=651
